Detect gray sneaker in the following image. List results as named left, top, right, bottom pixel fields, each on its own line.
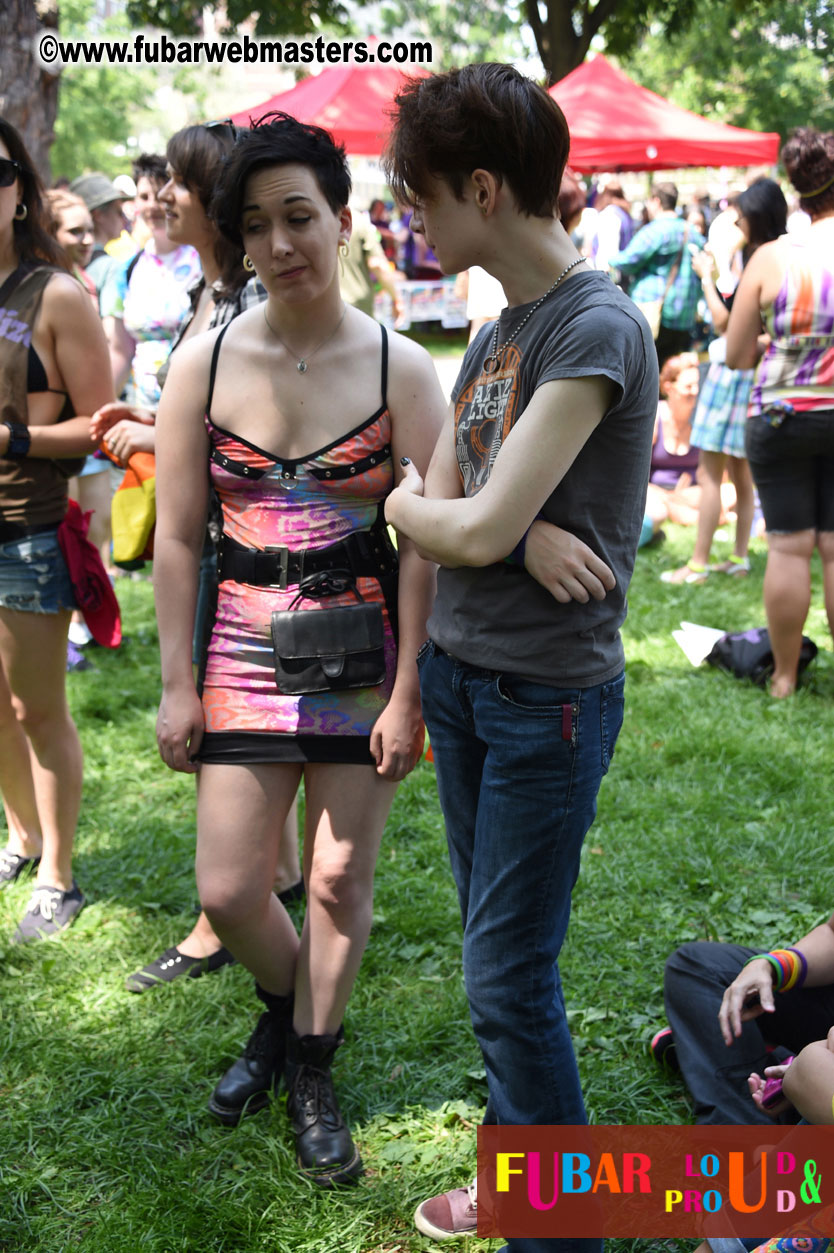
left=0, top=847, right=41, bottom=885
left=13, top=882, right=86, bottom=942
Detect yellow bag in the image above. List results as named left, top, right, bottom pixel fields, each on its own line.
left=110, top=452, right=156, bottom=563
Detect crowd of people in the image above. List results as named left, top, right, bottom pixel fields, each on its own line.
left=2, top=63, right=834, bottom=1253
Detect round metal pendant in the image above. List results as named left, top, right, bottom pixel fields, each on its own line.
left=297, top=360, right=308, bottom=373
left=482, top=355, right=499, bottom=375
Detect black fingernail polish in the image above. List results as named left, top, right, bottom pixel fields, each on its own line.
left=400, top=456, right=410, bottom=465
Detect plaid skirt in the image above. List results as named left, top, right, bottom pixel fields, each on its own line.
left=690, top=361, right=754, bottom=457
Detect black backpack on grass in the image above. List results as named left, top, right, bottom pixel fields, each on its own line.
left=706, top=627, right=817, bottom=687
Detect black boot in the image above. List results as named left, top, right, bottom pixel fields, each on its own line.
left=208, top=986, right=293, bottom=1126
left=285, top=1027, right=363, bottom=1185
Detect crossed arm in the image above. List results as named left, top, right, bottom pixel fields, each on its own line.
left=385, top=373, right=618, bottom=601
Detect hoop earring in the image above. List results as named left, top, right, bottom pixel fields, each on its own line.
left=338, top=240, right=349, bottom=278
left=242, top=253, right=255, bottom=273
left=14, top=203, right=27, bottom=221
left=339, top=242, right=349, bottom=259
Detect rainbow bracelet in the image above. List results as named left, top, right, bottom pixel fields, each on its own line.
left=743, top=948, right=807, bottom=992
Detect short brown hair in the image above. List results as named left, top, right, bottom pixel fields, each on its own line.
left=651, top=182, right=678, bottom=212
left=384, top=63, right=571, bottom=218
left=166, top=124, right=246, bottom=294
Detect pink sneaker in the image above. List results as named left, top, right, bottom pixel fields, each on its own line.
left=414, top=1179, right=477, bottom=1240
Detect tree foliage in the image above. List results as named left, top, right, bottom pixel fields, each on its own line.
left=51, top=0, right=160, bottom=180
left=377, top=0, right=525, bottom=70
left=619, top=0, right=834, bottom=142
left=522, top=0, right=699, bottom=83
left=125, top=0, right=351, bottom=37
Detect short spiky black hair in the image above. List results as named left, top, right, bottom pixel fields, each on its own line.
left=213, top=112, right=351, bottom=248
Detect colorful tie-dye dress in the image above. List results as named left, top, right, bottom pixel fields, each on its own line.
left=751, top=236, right=834, bottom=418
left=197, top=323, right=397, bottom=765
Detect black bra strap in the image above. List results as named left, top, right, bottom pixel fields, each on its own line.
left=380, top=324, right=388, bottom=411
left=206, top=322, right=232, bottom=414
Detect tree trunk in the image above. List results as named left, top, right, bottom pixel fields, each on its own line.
left=524, top=0, right=624, bottom=84
left=0, top=0, right=60, bottom=183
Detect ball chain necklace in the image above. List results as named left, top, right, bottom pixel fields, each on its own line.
left=263, top=303, right=348, bottom=373
left=482, top=256, right=586, bottom=375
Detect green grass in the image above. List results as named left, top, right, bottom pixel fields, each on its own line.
left=2, top=533, right=833, bottom=1253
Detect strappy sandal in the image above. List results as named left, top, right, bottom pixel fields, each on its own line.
left=660, top=562, right=708, bottom=585
left=125, top=944, right=236, bottom=993
left=710, top=556, right=750, bottom=576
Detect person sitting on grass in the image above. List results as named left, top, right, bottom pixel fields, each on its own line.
left=688, top=1027, right=834, bottom=1253
left=643, top=352, right=703, bottom=536
left=655, top=908, right=834, bottom=1126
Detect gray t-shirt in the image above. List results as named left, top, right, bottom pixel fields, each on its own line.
left=428, top=268, right=657, bottom=687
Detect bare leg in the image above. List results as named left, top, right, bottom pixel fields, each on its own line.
left=763, top=529, right=815, bottom=698
left=818, top=530, right=834, bottom=645
left=0, top=663, right=42, bottom=858
left=70, top=470, right=114, bottom=574
left=0, top=608, right=82, bottom=888
left=178, top=794, right=302, bottom=959
left=690, top=450, right=725, bottom=567
left=727, top=456, right=755, bottom=561
left=196, top=761, right=302, bottom=994
left=274, top=796, right=301, bottom=894
left=293, top=763, right=397, bottom=1037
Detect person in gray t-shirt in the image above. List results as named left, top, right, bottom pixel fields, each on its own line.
left=385, top=64, right=657, bottom=1253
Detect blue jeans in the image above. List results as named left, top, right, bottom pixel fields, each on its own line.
left=418, top=642, right=625, bottom=1253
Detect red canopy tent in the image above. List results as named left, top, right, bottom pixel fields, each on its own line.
left=549, top=55, right=780, bottom=172
left=229, top=64, right=426, bottom=155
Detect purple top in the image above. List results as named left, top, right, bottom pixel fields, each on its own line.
left=650, top=410, right=699, bottom=489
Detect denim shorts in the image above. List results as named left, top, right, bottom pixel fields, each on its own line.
left=0, top=529, right=77, bottom=613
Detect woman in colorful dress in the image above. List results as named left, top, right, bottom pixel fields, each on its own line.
left=94, top=121, right=303, bottom=992
left=152, top=113, right=444, bottom=1182
left=0, top=118, right=113, bottom=938
left=726, top=129, right=834, bottom=696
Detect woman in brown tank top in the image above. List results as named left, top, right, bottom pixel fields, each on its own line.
left=0, top=118, right=113, bottom=940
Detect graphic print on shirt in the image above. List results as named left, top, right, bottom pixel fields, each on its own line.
left=455, top=342, right=522, bottom=494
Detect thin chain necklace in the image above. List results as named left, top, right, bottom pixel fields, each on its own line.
left=263, top=303, right=347, bottom=373
left=482, top=257, right=586, bottom=375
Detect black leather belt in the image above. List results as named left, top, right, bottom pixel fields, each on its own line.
left=0, top=519, right=59, bottom=544
left=218, top=527, right=397, bottom=590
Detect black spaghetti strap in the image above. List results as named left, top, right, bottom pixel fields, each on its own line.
left=380, top=324, right=389, bottom=410
left=206, top=323, right=232, bottom=414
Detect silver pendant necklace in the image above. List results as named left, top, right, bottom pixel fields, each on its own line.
left=263, top=303, right=348, bottom=373
left=482, top=257, right=586, bottom=375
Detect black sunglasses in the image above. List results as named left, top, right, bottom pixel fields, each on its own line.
left=0, top=157, right=23, bottom=188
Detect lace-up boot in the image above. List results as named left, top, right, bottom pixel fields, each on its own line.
left=285, top=1027, right=363, bottom=1185
left=208, top=986, right=293, bottom=1126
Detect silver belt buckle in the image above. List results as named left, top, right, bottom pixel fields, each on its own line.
left=264, top=545, right=290, bottom=590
